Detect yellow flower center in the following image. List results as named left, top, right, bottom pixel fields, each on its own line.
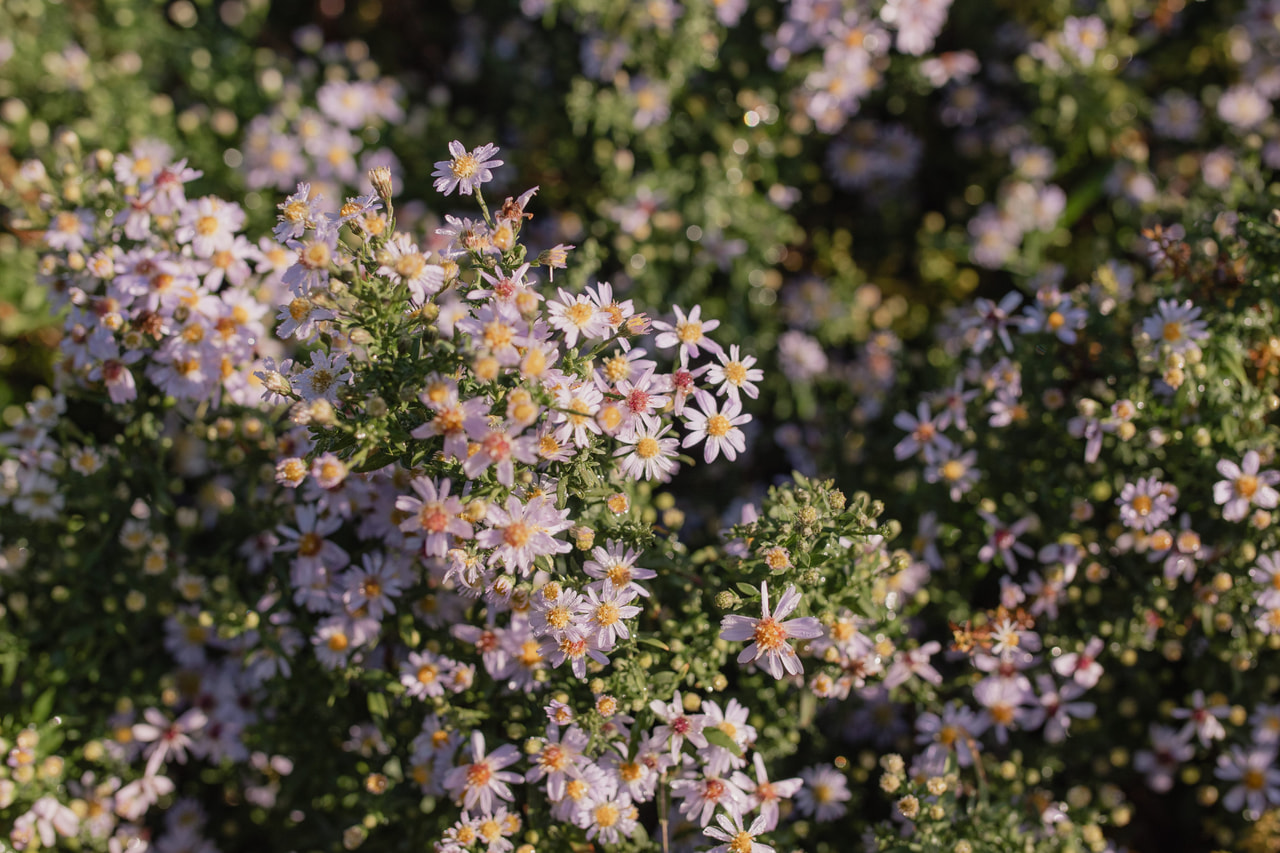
left=729, top=832, right=755, bottom=853
left=941, top=460, right=966, bottom=482
left=196, top=215, right=220, bottom=237
left=504, top=521, right=533, bottom=548
left=603, top=354, right=631, bottom=384
left=594, top=803, right=620, bottom=828
left=752, top=616, right=788, bottom=652
left=723, top=361, right=747, bottom=384
left=419, top=502, right=450, bottom=533
left=547, top=606, right=572, bottom=630
left=1237, top=474, right=1259, bottom=498
left=417, top=665, right=438, bottom=684
left=395, top=253, right=426, bottom=280
left=566, top=302, right=596, bottom=326
left=1047, top=311, right=1065, bottom=330
left=606, top=564, right=633, bottom=587
left=298, top=532, right=324, bottom=557
left=540, top=744, right=570, bottom=771
left=676, top=321, right=703, bottom=343
left=1162, top=321, right=1182, bottom=342
left=302, top=242, right=331, bottom=269
left=706, top=414, right=731, bottom=437
left=636, top=436, right=660, bottom=459
left=452, top=153, right=479, bottom=179
left=1131, top=495, right=1153, bottom=517
left=327, top=632, right=349, bottom=652
left=595, top=602, right=621, bottom=626
left=466, top=763, right=491, bottom=788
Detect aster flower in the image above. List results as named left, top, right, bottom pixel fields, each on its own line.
left=652, top=304, right=723, bottom=364
left=924, top=449, right=981, bottom=501
left=893, top=401, right=953, bottom=463
left=443, top=731, right=522, bottom=814
left=1116, top=475, right=1176, bottom=532
left=396, top=477, right=473, bottom=558
left=720, top=582, right=824, bottom=679
left=1214, top=450, right=1280, bottom=522
left=794, top=764, right=851, bottom=822
left=671, top=773, right=747, bottom=827
left=477, top=495, right=573, bottom=577
left=377, top=233, right=445, bottom=302
left=1173, top=689, right=1229, bottom=747
left=524, top=724, right=591, bottom=802
left=583, top=540, right=656, bottom=598
left=649, top=690, right=708, bottom=760
left=683, top=390, right=750, bottom=464
left=1141, top=298, right=1209, bottom=354
left=704, top=811, right=774, bottom=853
left=433, top=141, right=502, bottom=197
left=614, top=416, right=680, bottom=481
left=734, top=752, right=803, bottom=832
left=1215, top=746, right=1280, bottom=814
left=707, top=344, right=763, bottom=402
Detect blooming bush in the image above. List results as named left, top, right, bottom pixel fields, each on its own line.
left=6, top=0, right=1280, bottom=850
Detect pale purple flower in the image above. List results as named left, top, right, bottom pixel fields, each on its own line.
left=1214, top=450, right=1280, bottom=522
left=794, top=764, right=851, bottom=822
left=1133, top=724, right=1194, bottom=793
left=683, top=389, right=750, bottom=464
left=893, top=401, right=953, bottom=462
left=1116, top=476, right=1176, bottom=532
left=720, top=582, right=824, bottom=679
left=652, top=304, right=722, bottom=364
left=704, top=811, right=774, bottom=853
left=432, top=141, right=502, bottom=197
left=734, top=752, right=802, bottom=832
left=443, top=731, right=522, bottom=813
left=976, top=511, right=1036, bottom=572
left=1216, top=746, right=1280, bottom=814
left=1172, top=690, right=1229, bottom=747
left=1141, top=298, right=1209, bottom=354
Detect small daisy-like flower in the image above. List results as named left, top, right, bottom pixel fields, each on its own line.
left=547, top=288, right=611, bottom=349
left=1141, top=298, right=1209, bottom=354
left=1117, top=475, right=1176, bottom=532
left=294, top=350, right=352, bottom=404
left=925, top=450, right=980, bottom=501
left=310, top=453, right=348, bottom=489
left=704, top=811, right=774, bottom=853
left=401, top=650, right=447, bottom=700
left=433, top=141, right=503, bottom=197
left=614, top=415, right=680, bottom=481
left=377, top=233, right=445, bottom=303
left=707, top=345, right=763, bottom=402
left=1214, top=450, right=1280, bottom=522
left=683, top=389, right=750, bottom=464
left=274, top=183, right=321, bottom=242
left=443, top=731, right=522, bottom=813
left=1216, top=745, right=1280, bottom=815
left=652, top=304, right=722, bottom=364
left=794, top=764, right=851, bottom=822
left=720, top=582, right=824, bottom=679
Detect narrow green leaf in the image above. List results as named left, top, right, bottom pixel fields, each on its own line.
left=702, top=726, right=743, bottom=757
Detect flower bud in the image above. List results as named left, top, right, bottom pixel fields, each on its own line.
left=368, top=166, right=395, bottom=202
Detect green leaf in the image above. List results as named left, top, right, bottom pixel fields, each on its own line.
left=702, top=726, right=743, bottom=757
left=367, top=691, right=389, bottom=719
left=31, top=687, right=55, bottom=724
left=735, top=582, right=760, bottom=597
left=638, top=638, right=670, bottom=652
